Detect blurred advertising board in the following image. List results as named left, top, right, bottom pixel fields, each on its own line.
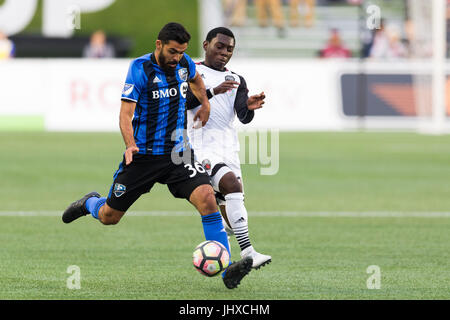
left=1, top=59, right=449, bottom=131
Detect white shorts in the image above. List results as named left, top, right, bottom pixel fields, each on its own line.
left=194, top=148, right=244, bottom=204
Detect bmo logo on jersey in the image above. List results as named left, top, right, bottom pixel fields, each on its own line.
left=152, top=82, right=188, bottom=99
left=152, top=88, right=178, bottom=99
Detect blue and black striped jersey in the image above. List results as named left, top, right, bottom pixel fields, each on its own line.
left=121, top=52, right=196, bottom=155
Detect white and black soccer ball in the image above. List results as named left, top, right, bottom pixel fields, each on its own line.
left=192, top=240, right=230, bottom=277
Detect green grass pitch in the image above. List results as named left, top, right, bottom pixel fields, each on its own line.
left=0, top=131, right=449, bottom=299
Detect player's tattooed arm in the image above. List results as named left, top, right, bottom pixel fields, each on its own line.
left=189, top=71, right=210, bottom=127
left=119, top=100, right=139, bottom=165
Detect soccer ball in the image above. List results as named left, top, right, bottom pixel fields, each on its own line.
left=192, top=240, right=230, bottom=277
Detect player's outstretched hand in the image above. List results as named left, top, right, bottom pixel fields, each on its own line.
left=213, top=81, right=239, bottom=95
left=193, top=102, right=210, bottom=128
left=125, top=145, right=139, bottom=165
left=247, top=92, right=265, bottom=110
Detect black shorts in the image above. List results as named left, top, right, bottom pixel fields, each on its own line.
left=106, top=150, right=211, bottom=212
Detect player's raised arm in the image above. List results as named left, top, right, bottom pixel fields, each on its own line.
left=188, top=71, right=210, bottom=127
left=234, top=75, right=264, bottom=124
left=119, top=100, right=139, bottom=165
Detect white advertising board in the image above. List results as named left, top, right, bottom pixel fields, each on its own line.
left=1, top=58, right=449, bottom=132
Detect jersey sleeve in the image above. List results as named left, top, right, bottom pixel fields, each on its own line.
left=185, top=87, right=214, bottom=110
left=121, top=59, right=145, bottom=102
left=183, top=53, right=197, bottom=81
left=234, top=75, right=254, bottom=124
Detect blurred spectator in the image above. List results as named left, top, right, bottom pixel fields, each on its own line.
left=388, top=27, right=409, bottom=58
left=361, top=18, right=384, bottom=58
left=289, top=0, right=315, bottom=28
left=223, top=0, right=248, bottom=27
left=319, top=29, right=351, bottom=58
left=361, top=28, right=375, bottom=58
left=369, top=23, right=408, bottom=59
left=0, top=31, right=15, bottom=59
left=83, top=30, right=115, bottom=58
left=255, top=0, right=286, bottom=36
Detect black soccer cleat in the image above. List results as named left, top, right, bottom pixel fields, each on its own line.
left=222, top=256, right=253, bottom=289
left=62, top=191, right=100, bottom=224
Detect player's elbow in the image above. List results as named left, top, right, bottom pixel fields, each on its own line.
left=238, top=113, right=254, bottom=124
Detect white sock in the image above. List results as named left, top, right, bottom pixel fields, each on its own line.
left=224, top=192, right=252, bottom=251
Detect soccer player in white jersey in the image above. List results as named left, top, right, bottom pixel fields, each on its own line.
left=186, top=27, right=271, bottom=269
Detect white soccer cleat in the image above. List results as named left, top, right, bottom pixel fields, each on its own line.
left=240, top=246, right=272, bottom=270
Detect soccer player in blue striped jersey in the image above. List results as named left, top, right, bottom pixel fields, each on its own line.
left=62, top=23, right=252, bottom=289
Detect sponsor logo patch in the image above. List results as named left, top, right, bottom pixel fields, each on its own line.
left=202, top=159, right=212, bottom=172
left=180, top=82, right=188, bottom=98
left=152, top=87, right=178, bottom=99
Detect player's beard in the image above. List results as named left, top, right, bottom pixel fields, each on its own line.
left=159, top=51, right=177, bottom=73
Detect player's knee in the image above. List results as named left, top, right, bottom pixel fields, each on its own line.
left=191, top=184, right=217, bottom=213
left=201, top=186, right=217, bottom=210
left=219, top=172, right=242, bottom=195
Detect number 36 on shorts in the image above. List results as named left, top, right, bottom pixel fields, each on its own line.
left=184, top=162, right=206, bottom=178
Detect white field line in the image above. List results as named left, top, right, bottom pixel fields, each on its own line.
left=0, top=211, right=450, bottom=218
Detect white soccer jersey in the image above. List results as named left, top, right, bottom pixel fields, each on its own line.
left=186, top=62, right=254, bottom=190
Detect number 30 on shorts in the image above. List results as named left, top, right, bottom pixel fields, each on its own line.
left=184, top=162, right=206, bottom=178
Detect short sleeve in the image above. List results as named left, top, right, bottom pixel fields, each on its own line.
left=121, top=59, right=145, bottom=102
left=183, top=53, right=197, bottom=81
